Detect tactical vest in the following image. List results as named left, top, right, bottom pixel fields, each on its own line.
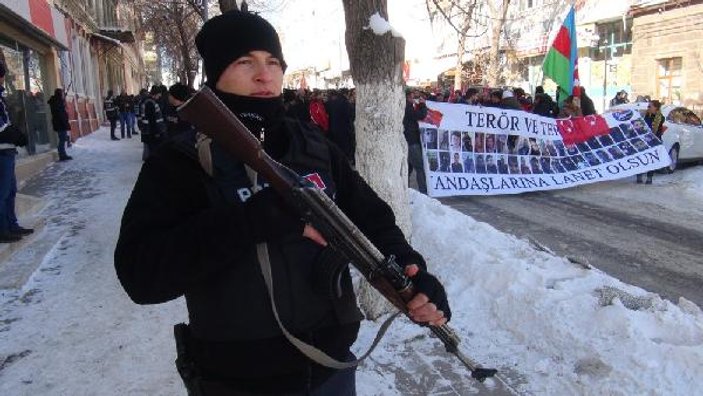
left=183, top=119, right=363, bottom=342
left=104, top=97, right=117, bottom=119
left=140, top=98, right=166, bottom=141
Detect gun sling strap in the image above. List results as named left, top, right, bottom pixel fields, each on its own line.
left=247, top=167, right=399, bottom=370
left=256, top=242, right=399, bottom=369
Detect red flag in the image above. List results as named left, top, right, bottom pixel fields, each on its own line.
left=556, top=118, right=582, bottom=146
left=423, top=108, right=443, bottom=127
left=575, top=115, right=610, bottom=140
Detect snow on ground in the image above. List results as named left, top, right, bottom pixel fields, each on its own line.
left=659, top=165, right=703, bottom=200
left=404, top=190, right=702, bottom=395
left=550, top=164, right=703, bottom=233
left=1, top=130, right=701, bottom=395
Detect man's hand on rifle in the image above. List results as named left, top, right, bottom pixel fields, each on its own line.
left=405, top=264, right=451, bottom=326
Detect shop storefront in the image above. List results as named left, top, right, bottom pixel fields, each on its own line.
left=0, top=36, right=54, bottom=156
left=1, top=1, right=68, bottom=157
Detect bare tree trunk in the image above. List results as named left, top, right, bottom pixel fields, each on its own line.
left=454, top=21, right=471, bottom=91
left=485, top=0, right=510, bottom=87
left=176, top=21, right=195, bottom=88
left=342, top=0, right=409, bottom=320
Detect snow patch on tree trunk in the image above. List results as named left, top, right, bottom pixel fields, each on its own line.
left=366, top=12, right=403, bottom=37
left=354, top=82, right=409, bottom=320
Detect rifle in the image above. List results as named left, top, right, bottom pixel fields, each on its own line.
left=177, top=86, right=499, bottom=383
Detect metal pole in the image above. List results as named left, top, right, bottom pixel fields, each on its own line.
left=602, top=39, right=607, bottom=111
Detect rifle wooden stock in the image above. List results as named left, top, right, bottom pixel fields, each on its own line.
left=176, top=86, right=502, bottom=385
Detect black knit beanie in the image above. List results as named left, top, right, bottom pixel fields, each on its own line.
left=195, top=11, right=287, bottom=86
left=168, top=83, right=193, bottom=102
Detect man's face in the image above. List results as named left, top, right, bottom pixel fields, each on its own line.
left=215, top=50, right=283, bottom=97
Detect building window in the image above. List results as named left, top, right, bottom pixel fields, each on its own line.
left=657, top=57, right=682, bottom=104
left=591, top=19, right=633, bottom=61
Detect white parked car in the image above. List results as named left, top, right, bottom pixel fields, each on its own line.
left=608, top=103, right=703, bottom=172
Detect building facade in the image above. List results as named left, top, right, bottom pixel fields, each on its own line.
left=500, top=0, right=633, bottom=113
left=0, top=0, right=145, bottom=156
left=630, top=0, right=703, bottom=110
left=1, top=0, right=68, bottom=154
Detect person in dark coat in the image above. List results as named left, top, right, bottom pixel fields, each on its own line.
left=637, top=100, right=665, bottom=184
left=47, top=88, right=72, bottom=160
left=500, top=90, right=522, bottom=110
left=116, top=90, right=133, bottom=138
left=289, top=89, right=310, bottom=123
left=0, top=60, right=33, bottom=243
left=140, top=86, right=166, bottom=160
left=532, top=86, right=558, bottom=118
left=104, top=90, right=119, bottom=140
left=165, top=83, right=195, bottom=138
left=325, top=90, right=355, bottom=162
left=579, top=87, right=596, bottom=116
left=114, top=11, right=450, bottom=396
left=403, top=89, right=428, bottom=193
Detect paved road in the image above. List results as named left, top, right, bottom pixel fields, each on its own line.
left=438, top=179, right=703, bottom=307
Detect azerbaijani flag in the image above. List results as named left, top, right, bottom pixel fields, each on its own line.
left=543, top=6, right=580, bottom=101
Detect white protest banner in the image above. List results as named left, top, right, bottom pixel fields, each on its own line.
left=418, top=102, right=670, bottom=197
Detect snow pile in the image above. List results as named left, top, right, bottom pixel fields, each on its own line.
left=391, top=190, right=703, bottom=395
left=366, top=12, right=403, bottom=37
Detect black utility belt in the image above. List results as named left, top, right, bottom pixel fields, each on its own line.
left=0, top=148, right=17, bottom=155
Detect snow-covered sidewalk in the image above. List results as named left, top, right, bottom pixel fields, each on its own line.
left=1, top=130, right=701, bottom=395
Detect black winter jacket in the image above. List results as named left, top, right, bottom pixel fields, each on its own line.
left=114, top=120, right=425, bottom=393
left=403, top=101, right=428, bottom=145
left=48, top=94, right=70, bottom=132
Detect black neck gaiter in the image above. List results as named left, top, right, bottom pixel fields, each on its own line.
left=212, top=88, right=288, bottom=159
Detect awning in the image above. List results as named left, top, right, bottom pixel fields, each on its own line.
left=99, top=29, right=136, bottom=44
left=92, top=32, right=124, bottom=60
left=92, top=32, right=123, bottom=47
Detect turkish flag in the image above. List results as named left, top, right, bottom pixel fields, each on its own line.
left=575, top=115, right=610, bottom=141
left=556, top=118, right=583, bottom=146
left=423, top=108, right=444, bottom=127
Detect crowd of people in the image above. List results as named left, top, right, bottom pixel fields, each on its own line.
left=403, top=84, right=603, bottom=118
left=101, top=83, right=196, bottom=160
left=282, top=87, right=357, bottom=162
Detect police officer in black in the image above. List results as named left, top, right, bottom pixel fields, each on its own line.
left=140, top=86, right=166, bottom=160
left=114, top=11, right=450, bottom=396
left=164, top=83, right=195, bottom=139
left=104, top=90, right=119, bottom=140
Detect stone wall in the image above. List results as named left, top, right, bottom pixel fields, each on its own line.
left=631, top=4, right=703, bottom=106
